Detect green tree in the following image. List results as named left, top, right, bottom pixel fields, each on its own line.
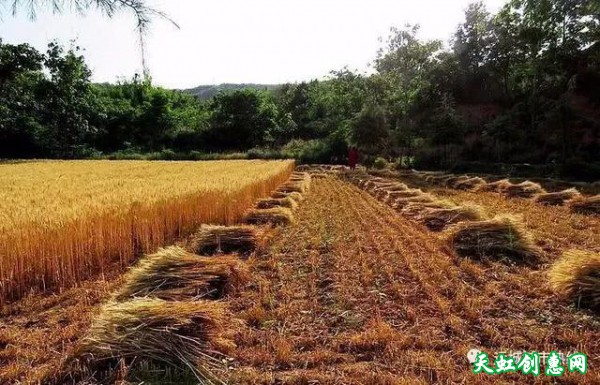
left=207, top=89, right=279, bottom=151
left=349, top=104, right=389, bottom=156
left=0, top=40, right=45, bottom=157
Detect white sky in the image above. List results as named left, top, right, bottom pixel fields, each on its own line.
left=0, top=0, right=506, bottom=89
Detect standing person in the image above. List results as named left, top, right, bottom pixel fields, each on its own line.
left=348, top=146, right=359, bottom=169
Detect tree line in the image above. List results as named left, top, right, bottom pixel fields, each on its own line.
left=1, top=0, right=599, bottom=180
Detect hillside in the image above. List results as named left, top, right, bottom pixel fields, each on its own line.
left=183, top=83, right=280, bottom=100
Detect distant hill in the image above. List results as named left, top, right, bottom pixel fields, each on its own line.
left=183, top=83, right=280, bottom=100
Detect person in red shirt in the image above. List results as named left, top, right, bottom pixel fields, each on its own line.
left=348, top=146, right=359, bottom=169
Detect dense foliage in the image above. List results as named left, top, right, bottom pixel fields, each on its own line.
left=1, top=0, right=599, bottom=179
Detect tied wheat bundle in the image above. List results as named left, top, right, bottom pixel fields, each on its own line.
left=477, top=178, right=513, bottom=193
left=454, top=177, right=487, bottom=191
left=373, top=183, right=408, bottom=200
left=548, top=250, right=600, bottom=311
left=80, top=298, right=230, bottom=382
left=417, top=204, right=485, bottom=231
left=533, top=188, right=581, bottom=206
left=392, top=194, right=436, bottom=210
left=256, top=197, right=298, bottom=210
left=191, top=225, right=258, bottom=255
left=503, top=181, right=546, bottom=198
left=569, top=195, right=600, bottom=215
left=366, top=182, right=397, bottom=194
left=384, top=189, right=425, bottom=205
left=446, top=215, right=542, bottom=263
left=244, top=207, right=294, bottom=226
left=114, top=247, right=247, bottom=301
left=401, top=200, right=456, bottom=218
left=271, top=191, right=303, bottom=202
left=278, top=181, right=307, bottom=194
left=363, top=178, right=386, bottom=190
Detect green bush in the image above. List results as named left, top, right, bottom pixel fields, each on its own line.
left=373, top=157, right=388, bottom=170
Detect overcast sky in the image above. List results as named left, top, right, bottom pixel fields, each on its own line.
left=0, top=0, right=506, bottom=89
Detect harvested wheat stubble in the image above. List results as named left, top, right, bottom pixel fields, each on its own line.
left=79, top=298, right=229, bottom=383
left=454, top=177, right=487, bottom=191
left=477, top=178, right=513, bottom=192
left=534, top=188, right=581, bottom=206
left=191, top=225, right=258, bottom=256
left=256, top=197, right=298, bottom=210
left=244, top=207, right=294, bottom=226
left=114, top=247, right=246, bottom=301
left=271, top=191, right=304, bottom=202
left=417, top=204, right=485, bottom=231
left=503, top=181, right=546, bottom=198
left=446, top=215, right=542, bottom=263
left=548, top=250, right=600, bottom=311
left=569, top=195, right=600, bottom=215
left=401, top=200, right=456, bottom=218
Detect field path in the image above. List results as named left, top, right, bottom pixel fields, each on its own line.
left=229, top=176, right=600, bottom=384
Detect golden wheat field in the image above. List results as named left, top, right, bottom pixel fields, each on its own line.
left=0, top=160, right=293, bottom=302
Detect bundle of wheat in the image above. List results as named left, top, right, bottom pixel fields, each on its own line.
left=278, top=181, right=307, bottom=194
left=80, top=298, right=229, bottom=382
left=363, top=178, right=386, bottom=190
left=503, top=181, right=546, bottom=198
left=373, top=183, right=408, bottom=200
left=477, top=178, right=513, bottom=193
left=190, top=225, right=258, bottom=255
left=569, top=195, right=600, bottom=215
left=446, top=215, right=541, bottom=263
left=311, top=173, right=329, bottom=179
left=366, top=182, right=397, bottom=194
left=271, top=191, right=303, bottom=202
left=454, top=177, right=487, bottom=191
left=383, top=189, right=425, bottom=204
left=392, top=194, right=436, bottom=210
left=417, top=204, right=486, bottom=231
left=548, top=250, right=600, bottom=311
left=401, top=200, right=456, bottom=218
left=291, top=171, right=310, bottom=178
left=114, top=247, right=246, bottom=301
left=244, top=208, right=294, bottom=226
left=425, top=174, right=450, bottom=185
left=447, top=176, right=471, bottom=189
left=533, top=188, right=581, bottom=206
left=256, top=197, right=298, bottom=210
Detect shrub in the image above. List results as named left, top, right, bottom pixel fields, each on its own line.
left=373, top=157, right=388, bottom=170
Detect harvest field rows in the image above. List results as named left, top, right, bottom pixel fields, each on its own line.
left=227, top=175, right=600, bottom=384
left=1, top=165, right=599, bottom=384
left=0, top=160, right=294, bottom=302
